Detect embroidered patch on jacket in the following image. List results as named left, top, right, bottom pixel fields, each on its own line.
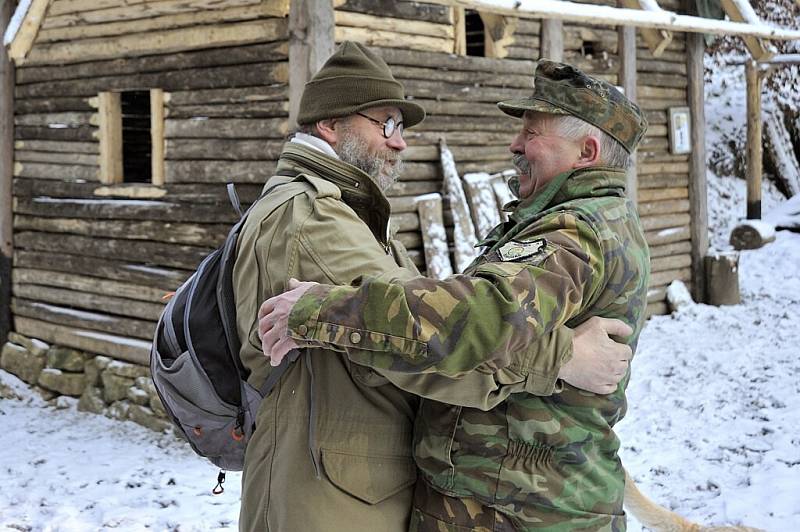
left=498, top=239, right=547, bottom=262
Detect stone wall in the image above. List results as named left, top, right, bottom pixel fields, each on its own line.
left=1, top=332, right=171, bottom=433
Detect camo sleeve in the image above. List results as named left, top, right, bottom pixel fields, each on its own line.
left=287, top=211, right=605, bottom=377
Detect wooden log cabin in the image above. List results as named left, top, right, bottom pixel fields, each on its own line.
left=1, top=0, right=793, bottom=368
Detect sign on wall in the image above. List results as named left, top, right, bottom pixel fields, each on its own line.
left=668, top=106, right=692, bottom=155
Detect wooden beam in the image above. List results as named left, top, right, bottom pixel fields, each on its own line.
left=619, top=23, right=638, bottom=207
left=540, top=18, right=563, bottom=61
left=719, top=0, right=774, bottom=60
left=745, top=60, right=763, bottom=220
left=687, top=32, right=708, bottom=303
left=289, top=0, right=335, bottom=128
left=6, top=0, right=50, bottom=62
left=97, top=92, right=123, bottom=185
left=1, top=0, right=15, bottom=345
left=618, top=0, right=672, bottom=57
left=150, top=89, right=165, bottom=186
left=480, top=12, right=517, bottom=59
left=416, top=194, right=454, bottom=280
left=453, top=6, right=466, bottom=55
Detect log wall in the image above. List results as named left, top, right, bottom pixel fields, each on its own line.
left=11, top=2, right=289, bottom=363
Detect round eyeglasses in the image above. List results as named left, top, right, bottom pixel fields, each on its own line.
left=355, top=112, right=404, bottom=139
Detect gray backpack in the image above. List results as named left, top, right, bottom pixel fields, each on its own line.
left=150, top=183, right=299, bottom=488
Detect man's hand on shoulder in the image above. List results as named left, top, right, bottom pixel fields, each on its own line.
left=258, top=278, right=318, bottom=366
left=559, top=316, right=633, bottom=395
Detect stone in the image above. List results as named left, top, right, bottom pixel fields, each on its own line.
left=106, top=360, right=149, bottom=379
left=84, top=358, right=102, bottom=388
left=1, top=342, right=45, bottom=385
left=94, top=355, right=112, bottom=370
left=8, top=332, right=50, bottom=357
left=107, top=400, right=131, bottom=421
left=128, top=404, right=172, bottom=433
left=35, top=386, right=58, bottom=401
left=78, top=386, right=106, bottom=415
left=55, top=396, right=78, bottom=410
left=127, top=386, right=150, bottom=406
left=134, top=376, right=167, bottom=418
left=102, top=371, right=135, bottom=403
left=149, top=393, right=167, bottom=418
left=38, top=368, right=86, bottom=397
left=46, top=346, right=88, bottom=373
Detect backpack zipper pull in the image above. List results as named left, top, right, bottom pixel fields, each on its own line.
left=212, top=470, right=226, bottom=495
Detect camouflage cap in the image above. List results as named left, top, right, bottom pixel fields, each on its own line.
left=497, top=60, right=648, bottom=153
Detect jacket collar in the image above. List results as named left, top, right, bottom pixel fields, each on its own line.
left=275, top=143, right=392, bottom=245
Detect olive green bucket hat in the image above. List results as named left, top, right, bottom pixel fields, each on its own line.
left=498, top=60, right=648, bottom=153
left=297, top=41, right=425, bottom=128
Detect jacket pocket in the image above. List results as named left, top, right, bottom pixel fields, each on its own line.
left=321, top=449, right=416, bottom=505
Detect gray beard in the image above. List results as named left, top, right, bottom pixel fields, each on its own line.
left=337, top=129, right=404, bottom=191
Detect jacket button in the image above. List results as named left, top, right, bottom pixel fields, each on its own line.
left=350, top=331, right=362, bottom=344
left=297, top=324, right=308, bottom=336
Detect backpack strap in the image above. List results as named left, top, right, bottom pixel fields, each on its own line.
left=257, top=348, right=301, bottom=396
left=226, top=183, right=244, bottom=219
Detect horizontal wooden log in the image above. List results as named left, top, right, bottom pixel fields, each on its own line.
left=650, top=267, right=692, bottom=287
left=638, top=173, right=688, bottom=190
left=15, top=150, right=98, bottom=166
left=14, top=249, right=189, bottom=291
left=16, top=62, right=290, bottom=98
left=165, top=138, right=285, bottom=160
left=394, top=66, right=530, bottom=89
left=15, top=97, right=96, bottom=114
left=388, top=196, right=420, bottom=214
left=643, top=124, right=669, bottom=138
left=646, top=285, right=667, bottom=304
left=639, top=137, right=670, bottom=151
left=639, top=98, right=690, bottom=111
left=48, top=0, right=148, bottom=16
left=39, top=4, right=287, bottom=43
left=638, top=187, right=689, bottom=202
left=15, top=231, right=212, bottom=270
left=403, top=144, right=510, bottom=162
left=376, top=46, right=535, bottom=75
left=638, top=58, right=687, bottom=75
left=505, top=47, right=537, bottom=60
left=166, top=101, right=289, bottom=119
left=510, top=34, right=540, bottom=49
left=637, top=198, right=690, bottom=217
left=390, top=212, right=420, bottom=232
left=646, top=301, right=668, bottom=317
left=165, top=85, right=288, bottom=106
left=399, top=163, right=440, bottom=181
left=335, top=0, right=453, bottom=24
left=515, top=18, right=541, bottom=34
left=13, top=316, right=151, bottom=365
left=647, top=240, right=692, bottom=259
left=14, top=215, right=228, bottom=246
left=18, top=41, right=288, bottom=85
left=24, top=19, right=288, bottom=66
left=12, top=298, right=155, bottom=341
left=561, top=52, right=619, bottom=76
left=405, top=130, right=513, bottom=146
left=638, top=161, right=690, bottom=175
left=639, top=85, right=687, bottom=100
left=14, top=139, right=99, bottom=154
left=335, top=10, right=453, bottom=39
left=14, top=162, right=98, bottom=181
left=14, top=196, right=238, bottom=223
left=15, top=125, right=97, bottom=142
left=13, top=177, right=264, bottom=205
left=640, top=213, right=690, bottom=232
left=164, top=159, right=278, bottom=184
left=335, top=26, right=452, bottom=54
left=651, top=253, right=692, bottom=273
left=44, top=0, right=268, bottom=26
left=638, top=72, right=688, bottom=89
left=13, top=283, right=164, bottom=322
left=645, top=225, right=691, bottom=247
left=395, top=230, right=423, bottom=250
left=413, top=114, right=517, bottom=132
left=638, top=152, right=692, bottom=164
left=458, top=160, right=513, bottom=175
left=386, top=180, right=441, bottom=197
left=164, top=117, right=288, bottom=139
left=12, top=267, right=169, bottom=303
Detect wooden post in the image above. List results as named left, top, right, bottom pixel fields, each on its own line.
left=619, top=23, right=638, bottom=206
left=150, top=89, right=165, bottom=186
left=745, top=60, right=763, bottom=220
left=1, top=1, right=16, bottom=345
left=288, top=0, right=334, bottom=129
left=704, top=252, right=740, bottom=306
left=98, top=91, right=123, bottom=184
left=540, top=18, right=563, bottom=61
left=686, top=32, right=708, bottom=303
left=416, top=193, right=454, bottom=280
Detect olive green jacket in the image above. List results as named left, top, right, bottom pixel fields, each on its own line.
left=232, top=143, right=573, bottom=532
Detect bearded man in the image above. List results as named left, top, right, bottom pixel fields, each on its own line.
left=234, top=44, right=635, bottom=532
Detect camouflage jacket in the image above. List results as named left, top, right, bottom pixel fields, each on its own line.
left=288, top=166, right=651, bottom=530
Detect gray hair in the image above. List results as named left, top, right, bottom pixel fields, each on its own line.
left=550, top=114, right=631, bottom=169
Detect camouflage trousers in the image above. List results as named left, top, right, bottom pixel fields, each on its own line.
left=409, top=480, right=518, bottom=532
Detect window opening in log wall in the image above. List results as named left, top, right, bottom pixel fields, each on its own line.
left=465, top=10, right=486, bottom=57
left=121, top=90, right=152, bottom=184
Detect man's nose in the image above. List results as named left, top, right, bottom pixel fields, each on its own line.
left=387, top=131, right=407, bottom=151
left=509, top=133, right=524, bottom=154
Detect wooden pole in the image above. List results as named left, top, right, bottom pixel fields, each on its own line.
left=1, top=0, right=16, bottom=344
left=540, top=19, right=563, bottom=61
left=288, top=0, right=334, bottom=129
left=150, top=88, right=165, bottom=186
left=686, top=32, right=708, bottom=303
left=745, top=60, right=762, bottom=220
left=619, top=23, right=638, bottom=206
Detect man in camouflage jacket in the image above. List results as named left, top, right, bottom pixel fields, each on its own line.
left=259, top=60, right=651, bottom=531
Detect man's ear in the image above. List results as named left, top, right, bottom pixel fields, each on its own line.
left=315, top=118, right=339, bottom=146
left=574, top=135, right=601, bottom=168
